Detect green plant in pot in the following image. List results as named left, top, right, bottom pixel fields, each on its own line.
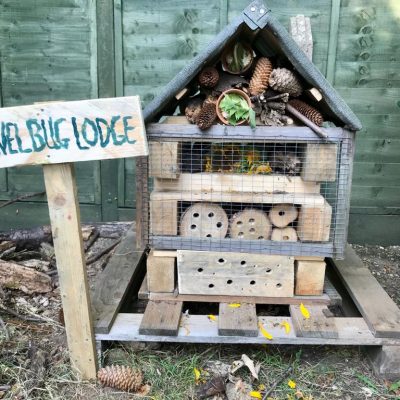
left=217, top=89, right=256, bottom=128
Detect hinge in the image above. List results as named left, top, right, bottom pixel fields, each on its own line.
left=243, top=0, right=271, bottom=30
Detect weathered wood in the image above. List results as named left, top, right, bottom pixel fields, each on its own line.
left=149, top=141, right=180, bottom=178
left=97, top=313, right=400, bottom=346
left=139, top=300, right=183, bottom=336
left=295, top=260, right=326, bottom=296
left=154, top=174, right=320, bottom=194
left=218, top=303, right=258, bottom=337
left=301, top=143, right=338, bottom=182
left=297, top=201, right=332, bottom=242
left=229, top=209, right=271, bottom=240
left=150, top=199, right=178, bottom=235
left=332, top=245, right=400, bottom=338
left=290, top=305, right=338, bottom=338
left=135, top=156, right=149, bottom=249
left=289, top=15, right=313, bottom=60
left=177, top=250, right=294, bottom=297
left=366, top=346, right=400, bottom=381
left=138, top=274, right=149, bottom=300
left=43, top=163, right=96, bottom=379
left=0, top=260, right=52, bottom=294
left=91, top=228, right=145, bottom=334
left=0, top=98, right=148, bottom=168
left=147, top=250, right=175, bottom=293
left=269, top=204, right=298, bottom=228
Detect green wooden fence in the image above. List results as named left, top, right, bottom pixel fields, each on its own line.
left=0, top=0, right=399, bottom=244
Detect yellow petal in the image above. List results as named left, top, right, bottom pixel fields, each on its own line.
left=288, top=379, right=297, bottom=389
left=280, top=321, right=291, bottom=334
left=299, top=303, right=310, bottom=319
left=258, top=383, right=266, bottom=391
left=249, top=391, right=262, bottom=399
left=229, top=303, right=241, bottom=308
left=207, top=314, right=217, bottom=321
left=193, top=367, right=201, bottom=382
left=258, top=321, right=273, bottom=340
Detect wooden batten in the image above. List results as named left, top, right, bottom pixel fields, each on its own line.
left=150, top=199, right=178, bottom=235
left=297, top=201, right=332, bottom=242
left=295, top=260, right=326, bottom=295
left=147, top=250, right=175, bottom=293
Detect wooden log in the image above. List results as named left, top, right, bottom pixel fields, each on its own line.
left=271, top=227, right=298, bottom=242
left=229, top=209, right=272, bottom=240
left=150, top=199, right=178, bottom=235
left=295, top=260, right=326, bottom=295
left=147, top=250, right=175, bottom=293
left=180, top=203, right=228, bottom=239
left=297, top=201, right=332, bottom=242
left=301, top=143, right=338, bottom=182
left=269, top=204, right=298, bottom=228
left=0, top=260, right=52, bottom=294
left=149, top=141, right=180, bottom=179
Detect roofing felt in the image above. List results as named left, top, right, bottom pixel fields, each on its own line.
left=143, top=0, right=362, bottom=132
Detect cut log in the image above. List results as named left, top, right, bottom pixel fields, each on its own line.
left=271, top=227, right=298, bottom=242
left=0, top=260, right=52, bottom=294
left=229, top=208, right=272, bottom=240
left=269, top=204, right=298, bottom=228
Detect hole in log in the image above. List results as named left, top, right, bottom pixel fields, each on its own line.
left=193, top=213, right=199, bottom=218
left=198, top=268, right=203, bottom=272
left=238, top=232, right=244, bottom=238
left=276, top=283, right=282, bottom=288
left=206, top=234, right=212, bottom=238
left=250, top=280, right=256, bottom=285
left=227, top=279, right=232, bottom=284
left=236, top=221, right=243, bottom=226
left=191, top=224, right=197, bottom=230
left=208, top=283, right=214, bottom=288
left=266, top=268, right=272, bottom=273
left=208, top=212, right=214, bottom=218
left=216, top=222, right=222, bottom=228
left=249, top=218, right=255, bottom=223
left=279, top=210, right=285, bottom=216
left=218, top=258, right=225, bottom=264
left=240, top=260, right=246, bottom=266
left=283, top=235, right=289, bottom=240
left=249, top=228, right=255, bottom=233
left=258, top=236, right=264, bottom=239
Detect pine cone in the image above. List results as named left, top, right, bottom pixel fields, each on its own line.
left=289, top=99, right=324, bottom=126
left=185, top=98, right=203, bottom=124
left=199, top=67, right=219, bottom=88
left=97, top=365, right=143, bottom=392
left=249, top=57, right=273, bottom=96
left=197, top=102, right=216, bottom=130
left=269, top=68, right=303, bottom=97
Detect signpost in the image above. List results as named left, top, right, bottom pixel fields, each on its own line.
left=0, top=97, right=148, bottom=379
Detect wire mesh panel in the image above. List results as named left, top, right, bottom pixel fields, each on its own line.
left=140, top=125, right=354, bottom=259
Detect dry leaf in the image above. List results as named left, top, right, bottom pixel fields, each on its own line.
left=299, top=303, right=310, bottom=319
left=249, top=391, right=262, bottom=398
left=280, top=321, right=291, bottom=334
left=258, top=321, right=273, bottom=340
left=241, top=354, right=259, bottom=380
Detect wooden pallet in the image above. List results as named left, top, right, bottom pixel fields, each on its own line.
left=93, top=243, right=400, bottom=380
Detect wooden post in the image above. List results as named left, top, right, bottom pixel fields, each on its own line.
left=43, top=163, right=97, bottom=379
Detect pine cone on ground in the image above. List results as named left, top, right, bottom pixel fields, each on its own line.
left=184, top=98, right=203, bottom=124
left=197, top=102, right=217, bottom=130
left=289, top=99, right=324, bottom=126
left=199, top=67, right=219, bottom=88
left=97, top=365, right=143, bottom=392
left=269, top=68, right=303, bottom=97
left=249, top=57, right=273, bottom=96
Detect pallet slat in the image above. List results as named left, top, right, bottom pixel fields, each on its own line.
left=218, top=303, right=258, bottom=337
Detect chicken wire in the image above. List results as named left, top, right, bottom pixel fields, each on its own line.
left=138, top=127, right=354, bottom=259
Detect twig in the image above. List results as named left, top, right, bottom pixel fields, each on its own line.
left=84, top=228, right=100, bottom=252
left=286, top=104, right=328, bottom=139
left=0, top=191, right=45, bottom=209
left=262, top=365, right=293, bottom=400
left=86, top=238, right=121, bottom=265
left=0, top=315, right=10, bottom=340
left=1, top=306, right=45, bottom=323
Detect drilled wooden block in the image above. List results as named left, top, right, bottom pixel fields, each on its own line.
left=177, top=250, right=294, bottom=297
left=147, top=250, right=175, bottom=293
left=301, top=143, right=337, bottom=182
left=295, top=260, right=326, bottom=295
left=297, top=201, right=332, bottom=242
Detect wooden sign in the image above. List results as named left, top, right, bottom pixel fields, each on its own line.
left=0, top=96, right=148, bottom=168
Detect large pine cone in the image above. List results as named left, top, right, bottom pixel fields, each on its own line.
left=289, top=99, right=324, bottom=126
left=185, top=98, right=203, bottom=124
left=199, top=67, right=219, bottom=88
left=249, top=57, right=273, bottom=96
left=197, top=102, right=217, bottom=130
left=97, top=365, right=143, bottom=392
left=269, top=68, right=303, bottom=97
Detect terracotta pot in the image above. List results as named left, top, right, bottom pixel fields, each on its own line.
left=216, top=88, right=253, bottom=126
left=221, top=42, right=254, bottom=75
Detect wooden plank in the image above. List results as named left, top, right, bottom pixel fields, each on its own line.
left=153, top=250, right=178, bottom=258
left=149, top=141, right=180, bottom=178
left=297, top=201, right=332, bottom=242
left=0, top=97, right=148, bottom=168
left=43, top=163, right=96, bottom=379
left=150, top=199, right=178, bottom=235
left=91, top=228, right=145, bottom=334
left=177, top=251, right=294, bottom=297
left=154, top=173, right=320, bottom=194
left=139, top=300, right=183, bottom=336
left=290, top=305, right=338, bottom=339
left=218, top=303, right=258, bottom=337
left=135, top=156, right=149, bottom=249
left=295, top=261, right=326, bottom=296
left=301, top=143, right=338, bottom=182
left=151, top=190, right=326, bottom=206
left=147, top=250, right=175, bottom=293
left=332, top=245, right=400, bottom=338
left=97, top=313, right=400, bottom=346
